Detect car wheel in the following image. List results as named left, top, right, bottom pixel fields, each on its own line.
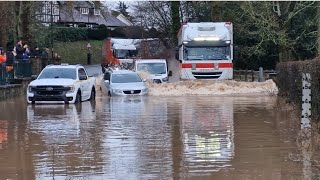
left=108, top=91, right=111, bottom=97
left=90, top=88, right=96, bottom=101
left=75, top=91, right=81, bottom=103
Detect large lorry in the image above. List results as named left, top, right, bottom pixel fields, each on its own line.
left=102, top=37, right=172, bottom=83
left=101, top=38, right=139, bottom=72
left=176, top=22, right=234, bottom=80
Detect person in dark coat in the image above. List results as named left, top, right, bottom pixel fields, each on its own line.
left=15, top=40, right=26, bottom=60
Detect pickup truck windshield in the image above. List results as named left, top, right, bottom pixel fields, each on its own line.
left=137, top=63, right=166, bottom=74
left=112, top=73, right=142, bottom=83
left=38, top=68, right=77, bottom=80
left=184, top=46, right=231, bottom=60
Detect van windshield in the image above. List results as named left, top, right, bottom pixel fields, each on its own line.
left=137, top=63, right=166, bottom=74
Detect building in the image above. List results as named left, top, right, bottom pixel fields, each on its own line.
left=35, top=1, right=129, bottom=29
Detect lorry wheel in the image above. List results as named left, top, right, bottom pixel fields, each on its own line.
left=90, top=88, right=96, bottom=101
left=75, top=91, right=81, bottom=103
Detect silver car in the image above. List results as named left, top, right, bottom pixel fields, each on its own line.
left=101, top=69, right=148, bottom=96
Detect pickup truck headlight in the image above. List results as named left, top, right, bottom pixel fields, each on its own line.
left=28, top=86, right=35, bottom=92
left=68, top=85, right=75, bottom=93
left=113, top=89, right=122, bottom=94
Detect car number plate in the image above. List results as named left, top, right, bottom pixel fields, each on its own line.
left=198, top=68, right=215, bottom=72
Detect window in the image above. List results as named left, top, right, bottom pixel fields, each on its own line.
left=80, top=8, right=89, bottom=14
left=38, top=68, right=77, bottom=80
left=78, top=68, right=87, bottom=80
left=94, top=9, right=100, bottom=15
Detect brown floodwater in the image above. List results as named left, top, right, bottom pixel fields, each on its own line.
left=0, top=95, right=306, bottom=179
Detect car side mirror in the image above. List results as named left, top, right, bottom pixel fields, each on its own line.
left=79, top=75, right=87, bottom=80
left=105, top=80, right=110, bottom=84
left=31, top=75, right=38, bottom=80
left=168, top=71, right=172, bottom=76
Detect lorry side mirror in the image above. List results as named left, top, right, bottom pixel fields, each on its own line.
left=175, top=47, right=179, bottom=61
left=168, top=70, right=172, bottom=77
left=234, top=46, right=239, bottom=61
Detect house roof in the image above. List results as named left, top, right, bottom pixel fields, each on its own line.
left=58, top=1, right=128, bottom=27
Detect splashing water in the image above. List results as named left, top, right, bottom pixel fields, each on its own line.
left=96, top=74, right=278, bottom=96
left=146, top=79, right=278, bottom=96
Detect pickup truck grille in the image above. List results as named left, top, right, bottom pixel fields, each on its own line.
left=34, top=86, right=69, bottom=95
left=123, top=90, right=141, bottom=94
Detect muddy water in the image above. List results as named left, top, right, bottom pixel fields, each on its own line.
left=0, top=95, right=304, bottom=179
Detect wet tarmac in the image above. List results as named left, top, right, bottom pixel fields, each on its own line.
left=0, top=95, right=306, bottom=179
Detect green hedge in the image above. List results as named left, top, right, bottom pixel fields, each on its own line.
left=53, top=40, right=102, bottom=65
left=52, top=27, right=88, bottom=42
left=276, top=58, right=320, bottom=121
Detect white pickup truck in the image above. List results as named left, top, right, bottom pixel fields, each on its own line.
left=27, top=64, right=96, bottom=104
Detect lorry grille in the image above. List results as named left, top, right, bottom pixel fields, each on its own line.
left=192, top=71, right=222, bottom=79
left=123, top=90, right=141, bottom=94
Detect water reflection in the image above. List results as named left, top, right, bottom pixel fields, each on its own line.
left=27, top=101, right=102, bottom=179
left=180, top=97, right=234, bottom=176
left=0, top=96, right=306, bottom=179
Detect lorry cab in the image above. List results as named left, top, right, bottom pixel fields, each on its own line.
left=134, top=59, right=172, bottom=83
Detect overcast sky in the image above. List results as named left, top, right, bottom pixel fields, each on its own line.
left=101, top=0, right=135, bottom=13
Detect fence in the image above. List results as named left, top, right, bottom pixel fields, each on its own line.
left=0, top=56, right=50, bottom=85
left=233, top=68, right=277, bottom=82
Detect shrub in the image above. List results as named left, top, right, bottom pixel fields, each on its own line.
left=276, top=58, right=320, bottom=121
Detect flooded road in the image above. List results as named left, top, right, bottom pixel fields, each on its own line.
left=0, top=95, right=305, bottom=179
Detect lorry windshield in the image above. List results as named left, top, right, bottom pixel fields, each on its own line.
left=38, top=68, right=77, bottom=80
left=136, top=63, right=166, bottom=74
left=184, top=46, right=231, bottom=60
left=115, top=50, right=137, bottom=59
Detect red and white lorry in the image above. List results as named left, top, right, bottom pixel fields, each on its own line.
left=176, top=22, right=234, bottom=80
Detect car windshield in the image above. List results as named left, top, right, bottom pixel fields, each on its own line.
left=38, top=68, right=77, bottom=80
left=184, top=46, right=231, bottom=60
left=137, top=63, right=166, bottom=74
left=111, top=73, right=142, bottom=83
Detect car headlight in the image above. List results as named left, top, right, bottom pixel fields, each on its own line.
left=162, top=77, right=169, bottom=82
left=142, top=88, right=148, bottom=93
left=68, top=85, right=75, bottom=93
left=28, top=86, right=35, bottom=93
left=113, top=89, right=122, bottom=94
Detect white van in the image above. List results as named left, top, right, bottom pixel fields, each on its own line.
left=135, top=59, right=172, bottom=83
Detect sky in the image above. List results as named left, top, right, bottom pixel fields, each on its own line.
left=101, top=0, right=135, bottom=13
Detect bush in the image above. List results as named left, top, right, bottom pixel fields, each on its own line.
left=276, top=58, right=320, bottom=121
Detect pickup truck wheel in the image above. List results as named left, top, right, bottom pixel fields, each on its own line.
left=90, top=88, right=96, bottom=101
left=75, top=92, right=81, bottom=103
left=31, top=101, right=35, bottom=104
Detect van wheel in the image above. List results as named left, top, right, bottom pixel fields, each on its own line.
left=90, top=88, right=96, bottom=101
left=75, top=91, right=81, bottom=103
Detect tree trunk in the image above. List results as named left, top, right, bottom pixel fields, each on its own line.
left=317, top=1, right=320, bottom=56
left=170, top=1, right=180, bottom=46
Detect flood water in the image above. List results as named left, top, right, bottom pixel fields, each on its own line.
left=0, top=95, right=305, bottom=179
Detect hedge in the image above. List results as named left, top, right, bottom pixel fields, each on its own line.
left=276, top=58, right=320, bottom=121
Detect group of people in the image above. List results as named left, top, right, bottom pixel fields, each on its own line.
left=0, top=40, right=61, bottom=66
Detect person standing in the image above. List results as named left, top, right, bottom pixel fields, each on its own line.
left=15, top=40, right=26, bottom=60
